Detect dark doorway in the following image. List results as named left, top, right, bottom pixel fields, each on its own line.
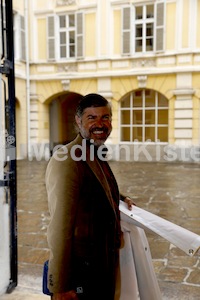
left=49, top=92, right=82, bottom=152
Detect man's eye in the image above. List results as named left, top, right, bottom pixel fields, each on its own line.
left=103, top=116, right=110, bottom=120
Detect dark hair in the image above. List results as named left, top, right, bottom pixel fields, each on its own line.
left=76, top=93, right=111, bottom=117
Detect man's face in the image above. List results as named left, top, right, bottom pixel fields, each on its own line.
left=75, top=106, right=112, bottom=146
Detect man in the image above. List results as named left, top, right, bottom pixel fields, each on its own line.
left=46, top=93, right=134, bottom=300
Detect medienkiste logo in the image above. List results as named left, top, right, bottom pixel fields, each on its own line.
left=1, top=131, right=200, bottom=163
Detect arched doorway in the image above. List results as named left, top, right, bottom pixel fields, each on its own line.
left=49, top=92, right=82, bottom=152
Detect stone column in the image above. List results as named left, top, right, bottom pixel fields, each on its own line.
left=30, top=95, right=39, bottom=144
left=174, top=94, right=194, bottom=147
left=29, top=94, right=50, bottom=160
left=29, top=95, right=39, bottom=159
left=173, top=84, right=195, bottom=161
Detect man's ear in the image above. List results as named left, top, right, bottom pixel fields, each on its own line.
left=75, top=115, right=81, bottom=129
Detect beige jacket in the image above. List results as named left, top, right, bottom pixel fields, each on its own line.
left=46, top=135, right=121, bottom=297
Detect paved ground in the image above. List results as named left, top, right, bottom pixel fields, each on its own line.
left=1, top=159, right=200, bottom=299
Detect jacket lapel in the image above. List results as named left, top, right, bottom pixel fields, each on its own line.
left=85, top=145, right=118, bottom=217
left=73, top=135, right=118, bottom=216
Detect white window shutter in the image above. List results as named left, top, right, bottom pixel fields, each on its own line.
left=122, top=7, right=131, bottom=55
left=0, top=5, right=6, bottom=58
left=155, top=1, right=165, bottom=52
left=0, top=8, right=2, bottom=58
left=47, top=16, right=55, bottom=60
left=76, top=12, right=83, bottom=58
left=20, top=15, right=26, bottom=60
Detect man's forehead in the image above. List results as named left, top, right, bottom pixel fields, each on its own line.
left=83, top=106, right=111, bottom=115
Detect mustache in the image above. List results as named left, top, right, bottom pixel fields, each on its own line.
left=91, top=127, right=109, bottom=133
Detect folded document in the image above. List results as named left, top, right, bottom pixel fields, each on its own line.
left=119, top=200, right=200, bottom=256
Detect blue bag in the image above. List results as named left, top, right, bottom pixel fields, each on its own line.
left=42, top=260, right=53, bottom=296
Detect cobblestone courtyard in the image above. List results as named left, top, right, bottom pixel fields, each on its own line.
left=1, top=159, right=200, bottom=299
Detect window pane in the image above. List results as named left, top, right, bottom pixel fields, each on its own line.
left=147, top=5, right=154, bottom=18
left=158, top=110, right=168, bottom=124
left=60, top=45, right=66, bottom=58
left=158, top=127, right=168, bottom=142
left=135, top=39, right=142, bottom=52
left=136, top=24, right=142, bottom=37
left=146, top=23, right=153, bottom=51
left=145, top=89, right=151, bottom=97
left=59, top=16, right=66, bottom=28
left=146, top=39, right=153, bottom=51
left=145, top=127, right=155, bottom=141
left=69, top=14, right=75, bottom=27
left=145, top=90, right=155, bottom=107
left=60, top=32, right=66, bottom=43
left=121, top=127, right=130, bottom=141
left=146, top=23, right=153, bottom=37
left=121, top=111, right=130, bottom=124
left=133, top=111, right=142, bottom=124
left=133, top=127, right=142, bottom=142
left=158, top=94, right=168, bottom=107
left=69, top=31, right=75, bottom=43
left=133, top=97, right=142, bottom=107
left=121, top=97, right=130, bottom=108
left=135, top=90, right=142, bottom=97
left=145, top=110, right=155, bottom=124
left=70, top=46, right=75, bottom=57
left=136, top=6, right=143, bottom=19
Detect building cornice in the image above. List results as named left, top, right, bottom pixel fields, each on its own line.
left=34, top=9, right=54, bottom=16
left=28, top=65, right=200, bottom=82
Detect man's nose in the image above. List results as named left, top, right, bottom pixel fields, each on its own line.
left=95, top=119, right=104, bottom=127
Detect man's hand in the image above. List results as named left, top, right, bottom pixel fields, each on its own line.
left=124, top=197, right=136, bottom=211
left=52, top=290, right=78, bottom=300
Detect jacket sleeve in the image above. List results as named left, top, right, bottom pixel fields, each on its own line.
left=119, top=193, right=127, bottom=201
left=45, top=155, right=81, bottom=293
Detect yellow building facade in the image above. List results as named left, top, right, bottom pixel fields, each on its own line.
left=13, top=0, right=200, bottom=162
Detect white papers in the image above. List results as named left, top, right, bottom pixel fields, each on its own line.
left=119, top=201, right=200, bottom=256
left=116, top=221, right=162, bottom=300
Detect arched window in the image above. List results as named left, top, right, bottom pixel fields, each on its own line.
left=120, top=89, right=168, bottom=143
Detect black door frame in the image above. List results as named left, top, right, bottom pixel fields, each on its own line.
left=0, top=0, right=17, bottom=292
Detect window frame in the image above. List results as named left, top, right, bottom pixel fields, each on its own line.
left=120, top=89, right=169, bottom=144
left=58, top=14, right=76, bottom=60
left=47, top=12, right=84, bottom=61
left=122, top=1, right=165, bottom=56
left=13, top=13, right=26, bottom=62
left=134, top=4, right=155, bottom=53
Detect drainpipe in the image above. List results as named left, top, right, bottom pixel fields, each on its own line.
left=24, top=0, right=30, bottom=159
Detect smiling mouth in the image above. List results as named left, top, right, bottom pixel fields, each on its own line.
left=92, top=130, right=104, bottom=135
left=91, top=127, right=108, bottom=135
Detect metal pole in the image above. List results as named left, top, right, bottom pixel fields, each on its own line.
left=5, top=0, right=18, bottom=292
